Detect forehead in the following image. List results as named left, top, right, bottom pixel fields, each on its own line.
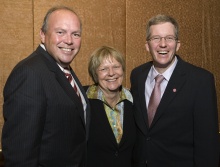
left=150, top=22, right=175, bottom=36
left=100, top=57, right=120, bottom=66
left=48, top=9, right=81, bottom=29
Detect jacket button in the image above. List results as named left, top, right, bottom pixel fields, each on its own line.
left=115, top=151, right=118, bottom=156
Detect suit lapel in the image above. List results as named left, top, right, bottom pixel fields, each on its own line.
left=119, top=101, right=132, bottom=147
left=69, top=69, right=85, bottom=107
left=36, top=46, right=86, bottom=127
left=96, top=101, right=118, bottom=146
left=70, top=69, right=90, bottom=130
left=55, top=68, right=86, bottom=127
left=119, top=101, right=128, bottom=146
left=150, top=57, right=188, bottom=127
left=138, top=64, right=152, bottom=128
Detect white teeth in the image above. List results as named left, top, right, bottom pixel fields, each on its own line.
left=158, top=51, right=168, bottom=54
left=107, top=79, right=116, bottom=82
left=61, top=48, right=72, bottom=52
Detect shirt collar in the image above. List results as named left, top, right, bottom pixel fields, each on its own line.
left=149, top=56, right=178, bottom=83
left=40, top=43, right=46, bottom=51
left=86, top=85, right=133, bottom=103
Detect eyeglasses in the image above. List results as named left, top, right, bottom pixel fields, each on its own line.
left=98, top=65, right=122, bottom=74
left=148, top=36, right=177, bottom=43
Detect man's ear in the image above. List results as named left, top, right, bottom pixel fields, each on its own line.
left=40, top=29, right=45, bottom=44
left=145, top=41, right=150, bottom=52
left=176, top=40, right=181, bottom=52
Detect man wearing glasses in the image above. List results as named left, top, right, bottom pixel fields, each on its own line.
left=130, top=14, right=219, bottom=167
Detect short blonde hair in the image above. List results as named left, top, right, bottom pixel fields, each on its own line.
left=146, top=14, right=179, bottom=40
left=88, top=46, right=125, bottom=84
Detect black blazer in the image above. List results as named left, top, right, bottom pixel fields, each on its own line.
left=130, top=56, right=219, bottom=167
left=84, top=86, right=136, bottom=167
left=2, top=45, right=90, bottom=167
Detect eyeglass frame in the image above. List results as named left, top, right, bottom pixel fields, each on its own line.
left=97, top=65, right=122, bottom=74
left=147, top=35, right=178, bottom=43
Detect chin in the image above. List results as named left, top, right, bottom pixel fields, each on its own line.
left=109, top=87, right=120, bottom=92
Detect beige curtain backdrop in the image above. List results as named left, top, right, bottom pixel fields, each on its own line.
left=0, top=0, right=220, bottom=148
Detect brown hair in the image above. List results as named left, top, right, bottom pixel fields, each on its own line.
left=146, top=14, right=179, bottom=40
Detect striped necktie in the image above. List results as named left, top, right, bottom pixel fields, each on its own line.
left=63, top=68, right=81, bottom=100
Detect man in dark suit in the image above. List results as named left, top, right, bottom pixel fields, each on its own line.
left=130, top=14, right=219, bottom=167
left=2, top=6, right=90, bottom=167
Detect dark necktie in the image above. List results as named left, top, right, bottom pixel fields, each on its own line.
left=147, top=74, right=164, bottom=126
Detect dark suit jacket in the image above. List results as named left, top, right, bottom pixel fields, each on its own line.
left=2, top=45, right=90, bottom=167
left=130, top=56, right=219, bottom=167
left=84, top=86, right=136, bottom=167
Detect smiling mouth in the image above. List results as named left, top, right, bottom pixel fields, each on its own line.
left=107, top=78, right=117, bottom=82
left=60, top=48, right=73, bottom=52
left=158, top=51, right=168, bottom=55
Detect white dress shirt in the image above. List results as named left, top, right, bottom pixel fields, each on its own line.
left=145, top=57, right=178, bottom=109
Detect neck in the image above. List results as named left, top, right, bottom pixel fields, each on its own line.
left=100, top=87, right=120, bottom=108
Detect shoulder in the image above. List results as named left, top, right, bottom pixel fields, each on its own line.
left=130, top=61, right=152, bottom=81
left=13, top=48, right=48, bottom=74
left=83, top=85, right=90, bottom=92
left=176, top=56, right=215, bottom=87
left=6, top=47, right=57, bottom=89
left=131, top=61, right=152, bottom=74
left=177, top=56, right=214, bottom=78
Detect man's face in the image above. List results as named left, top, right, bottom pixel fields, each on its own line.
left=40, top=9, right=81, bottom=67
left=145, top=22, right=180, bottom=73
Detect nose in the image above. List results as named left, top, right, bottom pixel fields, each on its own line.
left=159, top=37, right=166, bottom=47
left=64, top=34, right=73, bottom=45
left=108, top=67, right=115, bottom=76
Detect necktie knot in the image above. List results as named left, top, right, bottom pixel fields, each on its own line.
left=155, top=74, right=164, bottom=84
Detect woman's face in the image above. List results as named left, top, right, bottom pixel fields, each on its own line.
left=96, top=57, right=124, bottom=94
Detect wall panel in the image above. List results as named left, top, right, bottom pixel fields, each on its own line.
left=0, top=0, right=34, bottom=149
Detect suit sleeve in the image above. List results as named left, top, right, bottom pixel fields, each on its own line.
left=2, top=65, right=47, bottom=167
left=193, top=72, right=219, bottom=167
left=130, top=68, right=136, bottom=94
left=130, top=69, right=147, bottom=167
